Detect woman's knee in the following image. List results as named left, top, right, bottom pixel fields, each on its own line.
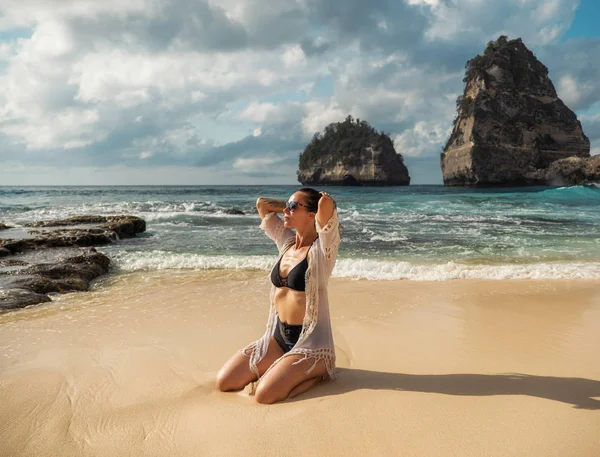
left=215, top=352, right=256, bottom=392
left=215, top=367, right=233, bottom=392
left=215, top=375, right=230, bottom=392
left=216, top=363, right=249, bottom=392
left=254, top=383, right=280, bottom=404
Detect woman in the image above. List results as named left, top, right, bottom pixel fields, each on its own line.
left=215, top=188, right=340, bottom=404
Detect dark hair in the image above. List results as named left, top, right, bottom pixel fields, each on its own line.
left=297, top=187, right=321, bottom=212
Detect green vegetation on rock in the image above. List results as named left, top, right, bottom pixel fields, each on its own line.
left=463, top=35, right=509, bottom=83
left=299, top=115, right=395, bottom=169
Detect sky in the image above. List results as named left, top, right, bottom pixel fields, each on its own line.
left=0, top=0, right=599, bottom=186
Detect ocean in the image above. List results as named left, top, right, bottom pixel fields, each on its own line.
left=1, top=184, right=599, bottom=281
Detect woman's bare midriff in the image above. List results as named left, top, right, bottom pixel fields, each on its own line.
left=273, top=243, right=312, bottom=325
left=274, top=288, right=306, bottom=325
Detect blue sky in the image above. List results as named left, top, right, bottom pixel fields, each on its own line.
left=0, top=0, right=599, bottom=185
left=563, top=0, right=599, bottom=40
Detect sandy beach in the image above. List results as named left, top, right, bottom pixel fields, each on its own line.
left=1, top=271, right=599, bottom=457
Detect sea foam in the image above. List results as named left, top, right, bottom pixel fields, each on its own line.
left=109, top=251, right=275, bottom=272
left=107, top=250, right=600, bottom=281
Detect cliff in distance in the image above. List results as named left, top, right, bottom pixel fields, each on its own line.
left=298, top=115, right=410, bottom=186
left=441, top=36, right=593, bottom=186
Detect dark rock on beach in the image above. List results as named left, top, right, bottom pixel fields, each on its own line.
left=0, top=289, right=51, bottom=311
left=0, top=259, right=29, bottom=267
left=0, top=216, right=146, bottom=255
left=25, top=215, right=146, bottom=239
left=9, top=249, right=109, bottom=293
left=0, top=215, right=145, bottom=312
left=0, top=223, right=12, bottom=231
left=441, top=36, right=591, bottom=186
left=224, top=209, right=245, bottom=215
left=0, top=248, right=110, bottom=311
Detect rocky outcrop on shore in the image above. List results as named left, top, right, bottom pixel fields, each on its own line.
left=527, top=154, right=600, bottom=185
left=224, top=209, right=245, bottom=215
left=0, top=249, right=110, bottom=311
left=0, top=216, right=146, bottom=312
left=298, top=115, right=410, bottom=186
left=441, top=36, right=592, bottom=186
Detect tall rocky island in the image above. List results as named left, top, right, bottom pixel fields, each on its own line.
left=441, top=36, right=597, bottom=186
left=298, top=116, right=410, bottom=186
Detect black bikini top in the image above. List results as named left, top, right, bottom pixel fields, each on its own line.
left=270, top=245, right=312, bottom=291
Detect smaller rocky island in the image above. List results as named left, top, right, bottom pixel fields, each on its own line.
left=298, top=115, right=410, bottom=186
left=441, top=36, right=596, bottom=186
left=0, top=215, right=146, bottom=312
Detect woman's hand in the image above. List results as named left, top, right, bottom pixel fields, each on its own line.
left=316, top=192, right=336, bottom=228
left=319, top=191, right=336, bottom=209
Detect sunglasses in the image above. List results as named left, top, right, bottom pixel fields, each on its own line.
left=285, top=201, right=310, bottom=212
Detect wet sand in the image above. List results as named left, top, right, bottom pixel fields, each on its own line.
left=1, top=270, right=599, bottom=457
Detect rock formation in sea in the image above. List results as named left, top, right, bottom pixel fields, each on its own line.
left=298, top=115, right=410, bottom=186
left=441, top=36, right=593, bottom=186
left=529, top=154, right=600, bottom=185
left=0, top=215, right=146, bottom=311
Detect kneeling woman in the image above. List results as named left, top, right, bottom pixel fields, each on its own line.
left=215, top=188, right=340, bottom=404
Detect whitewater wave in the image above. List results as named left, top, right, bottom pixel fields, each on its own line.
left=333, top=258, right=600, bottom=280
left=106, top=251, right=600, bottom=280
left=540, top=185, right=600, bottom=198
left=369, top=233, right=409, bottom=242
left=109, top=251, right=275, bottom=271
left=6, top=200, right=257, bottom=225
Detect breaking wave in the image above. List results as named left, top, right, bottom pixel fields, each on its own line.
left=107, top=251, right=600, bottom=281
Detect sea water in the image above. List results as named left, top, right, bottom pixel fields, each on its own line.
left=1, top=185, right=599, bottom=280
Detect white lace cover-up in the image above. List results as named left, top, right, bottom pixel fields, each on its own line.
left=241, top=209, right=340, bottom=381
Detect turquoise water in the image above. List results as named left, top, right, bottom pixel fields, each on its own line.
left=1, top=185, right=599, bottom=280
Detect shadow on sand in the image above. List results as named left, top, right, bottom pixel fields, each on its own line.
left=291, top=368, right=600, bottom=409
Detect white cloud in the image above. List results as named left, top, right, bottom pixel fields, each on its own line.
left=394, top=121, right=451, bottom=157
left=538, top=24, right=563, bottom=43
left=557, top=74, right=581, bottom=107
left=238, top=101, right=306, bottom=127
left=282, top=44, right=306, bottom=68
left=0, top=42, right=15, bottom=58
left=0, top=0, right=152, bottom=29
left=27, top=20, right=74, bottom=57
left=421, top=0, right=578, bottom=45
left=301, top=101, right=347, bottom=137
left=64, top=139, right=94, bottom=149
left=0, top=107, right=101, bottom=150
left=233, top=155, right=282, bottom=171
left=535, top=0, right=562, bottom=23
left=407, top=0, right=440, bottom=6
left=191, top=91, right=206, bottom=102
left=239, top=102, right=279, bottom=123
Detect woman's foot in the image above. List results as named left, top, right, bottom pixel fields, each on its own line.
left=286, top=376, right=322, bottom=400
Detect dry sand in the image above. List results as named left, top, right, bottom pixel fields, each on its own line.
left=1, top=270, right=599, bottom=457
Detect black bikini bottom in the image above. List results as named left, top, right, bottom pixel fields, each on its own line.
left=273, top=313, right=303, bottom=353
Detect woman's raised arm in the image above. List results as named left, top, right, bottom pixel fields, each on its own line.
left=256, top=197, right=294, bottom=251
left=315, top=192, right=340, bottom=272
left=316, top=192, right=335, bottom=229
left=256, top=197, right=285, bottom=220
